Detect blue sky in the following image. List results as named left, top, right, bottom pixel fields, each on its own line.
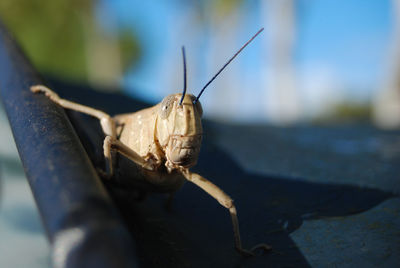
left=296, top=0, right=392, bottom=95
left=98, top=0, right=394, bottom=121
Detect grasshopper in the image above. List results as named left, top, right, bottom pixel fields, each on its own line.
left=31, top=28, right=270, bottom=256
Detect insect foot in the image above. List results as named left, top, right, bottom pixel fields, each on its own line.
left=31, top=85, right=61, bottom=102
left=240, top=246, right=272, bottom=257
left=246, top=243, right=272, bottom=257
left=228, top=206, right=272, bottom=257
left=96, top=168, right=112, bottom=180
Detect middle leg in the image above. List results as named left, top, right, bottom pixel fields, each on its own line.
left=103, top=136, right=156, bottom=176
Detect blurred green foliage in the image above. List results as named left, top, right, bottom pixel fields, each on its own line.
left=118, top=29, right=141, bottom=71
left=331, top=102, right=371, bottom=122
left=314, top=102, right=372, bottom=124
left=0, top=0, right=140, bottom=81
left=190, top=0, right=244, bottom=23
left=213, top=0, right=244, bottom=17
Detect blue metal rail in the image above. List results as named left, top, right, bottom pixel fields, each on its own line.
left=0, top=21, right=137, bottom=268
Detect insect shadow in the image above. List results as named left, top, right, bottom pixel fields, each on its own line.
left=50, top=79, right=395, bottom=268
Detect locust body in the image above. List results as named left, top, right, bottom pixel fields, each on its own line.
left=112, top=93, right=202, bottom=193
left=31, top=28, right=269, bottom=256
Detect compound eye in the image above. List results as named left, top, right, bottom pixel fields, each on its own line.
left=159, top=95, right=175, bottom=119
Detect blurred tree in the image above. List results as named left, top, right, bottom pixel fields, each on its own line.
left=314, top=102, right=371, bottom=124
left=212, top=0, right=244, bottom=18
left=373, top=0, right=400, bottom=128
left=186, top=0, right=244, bottom=23
left=0, top=0, right=140, bottom=86
left=263, top=0, right=300, bottom=124
left=181, top=0, right=300, bottom=122
left=178, top=0, right=248, bottom=119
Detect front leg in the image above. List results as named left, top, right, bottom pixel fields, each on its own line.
left=31, top=85, right=116, bottom=137
left=181, top=169, right=271, bottom=257
left=103, top=136, right=155, bottom=176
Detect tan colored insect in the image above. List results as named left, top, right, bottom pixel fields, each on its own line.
left=31, top=28, right=270, bottom=257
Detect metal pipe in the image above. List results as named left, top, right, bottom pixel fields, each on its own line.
left=0, top=21, right=137, bottom=268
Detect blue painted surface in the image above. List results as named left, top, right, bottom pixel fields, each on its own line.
left=209, top=123, right=400, bottom=267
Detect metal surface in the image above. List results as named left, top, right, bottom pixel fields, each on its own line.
left=0, top=21, right=137, bottom=268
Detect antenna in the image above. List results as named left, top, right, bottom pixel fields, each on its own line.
left=179, top=46, right=187, bottom=105
left=194, top=28, right=264, bottom=104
